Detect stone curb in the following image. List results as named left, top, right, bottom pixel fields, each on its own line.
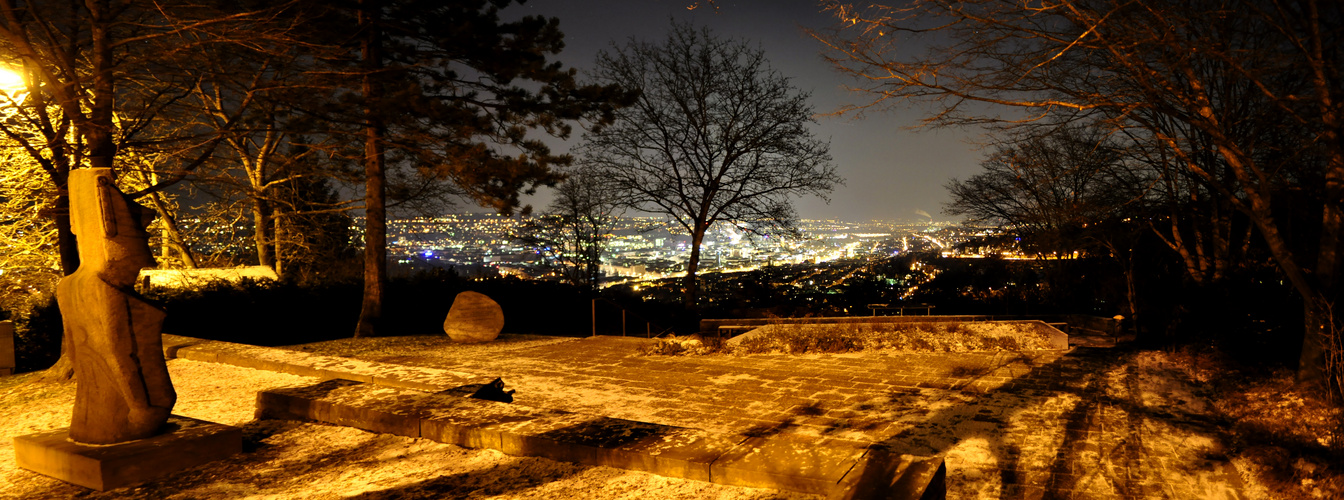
left=256, top=379, right=944, bottom=499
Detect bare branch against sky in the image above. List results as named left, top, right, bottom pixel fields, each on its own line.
left=509, top=0, right=985, bottom=222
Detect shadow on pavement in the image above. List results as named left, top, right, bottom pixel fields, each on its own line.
left=862, top=347, right=1243, bottom=499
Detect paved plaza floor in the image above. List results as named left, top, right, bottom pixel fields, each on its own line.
left=288, top=335, right=1245, bottom=500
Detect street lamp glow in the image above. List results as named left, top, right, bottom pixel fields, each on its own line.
left=0, top=67, right=24, bottom=95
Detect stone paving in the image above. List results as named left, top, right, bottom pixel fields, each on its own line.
left=292, top=336, right=1245, bottom=500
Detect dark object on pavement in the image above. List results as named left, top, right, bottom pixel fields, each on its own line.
left=441, top=378, right=515, bottom=403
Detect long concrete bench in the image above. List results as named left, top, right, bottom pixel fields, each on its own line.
left=257, top=379, right=945, bottom=499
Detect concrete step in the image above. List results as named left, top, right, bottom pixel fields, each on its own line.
left=257, top=379, right=944, bottom=499
left=161, top=334, right=484, bottom=391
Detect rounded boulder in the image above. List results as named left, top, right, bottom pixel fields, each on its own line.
left=443, top=291, right=504, bottom=342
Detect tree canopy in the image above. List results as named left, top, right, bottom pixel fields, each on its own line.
left=581, top=23, right=841, bottom=309
left=0, top=0, right=633, bottom=356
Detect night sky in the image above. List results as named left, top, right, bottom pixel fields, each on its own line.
left=509, top=0, right=986, bottom=223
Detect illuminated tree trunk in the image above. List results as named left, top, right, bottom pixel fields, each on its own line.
left=274, top=209, right=285, bottom=278
left=252, top=197, right=274, bottom=269
left=147, top=191, right=196, bottom=269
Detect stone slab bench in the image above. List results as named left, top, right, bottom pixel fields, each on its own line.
left=160, top=334, right=487, bottom=392
left=257, top=379, right=945, bottom=499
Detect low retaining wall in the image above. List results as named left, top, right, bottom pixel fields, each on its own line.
left=710, top=318, right=1068, bottom=351
left=703, top=314, right=1120, bottom=339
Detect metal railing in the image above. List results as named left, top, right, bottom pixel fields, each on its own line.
left=590, top=298, right=674, bottom=338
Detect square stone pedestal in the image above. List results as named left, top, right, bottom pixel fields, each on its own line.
left=13, top=415, right=242, bottom=491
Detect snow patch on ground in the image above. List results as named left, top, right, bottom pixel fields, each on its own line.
left=707, top=373, right=763, bottom=385
left=0, top=358, right=813, bottom=500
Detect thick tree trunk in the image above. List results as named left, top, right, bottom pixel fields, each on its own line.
left=41, top=131, right=76, bottom=384
left=55, top=194, right=78, bottom=274
left=1299, top=163, right=1343, bottom=386
left=683, top=226, right=706, bottom=311
left=1212, top=142, right=1336, bottom=387
left=355, top=0, right=386, bottom=338
left=252, top=197, right=274, bottom=269
left=49, top=0, right=117, bottom=382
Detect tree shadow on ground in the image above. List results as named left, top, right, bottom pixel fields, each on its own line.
left=740, top=401, right=828, bottom=439
left=722, top=347, right=1244, bottom=498
left=860, top=347, right=1243, bottom=499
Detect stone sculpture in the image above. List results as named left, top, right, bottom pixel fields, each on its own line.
left=57, top=169, right=175, bottom=444
left=443, top=291, right=504, bottom=342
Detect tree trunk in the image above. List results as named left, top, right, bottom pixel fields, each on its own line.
left=355, top=0, right=386, bottom=338
left=1123, top=251, right=1140, bottom=339
left=274, top=210, right=284, bottom=279
left=147, top=191, right=196, bottom=269
left=1299, top=162, right=1343, bottom=386
left=48, top=0, right=116, bottom=382
left=252, top=197, right=274, bottom=269
left=1300, top=4, right=1344, bottom=390
left=683, top=225, right=706, bottom=311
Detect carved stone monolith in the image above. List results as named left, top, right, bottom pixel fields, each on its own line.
left=443, top=291, right=504, bottom=342
left=57, top=168, right=175, bottom=444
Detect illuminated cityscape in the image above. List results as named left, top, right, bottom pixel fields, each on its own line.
left=362, top=213, right=985, bottom=283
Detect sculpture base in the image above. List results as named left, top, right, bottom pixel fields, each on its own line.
left=13, top=415, right=242, bottom=491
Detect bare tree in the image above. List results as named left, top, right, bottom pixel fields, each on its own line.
left=946, top=124, right=1149, bottom=330
left=815, top=0, right=1343, bottom=390
left=581, top=23, right=841, bottom=310
left=0, top=146, right=58, bottom=313
left=0, top=0, right=306, bottom=378
left=1123, top=123, right=1257, bottom=288
left=186, top=38, right=353, bottom=273
left=946, top=126, right=1141, bottom=255
left=515, top=168, right=620, bottom=290
left=330, top=0, right=630, bottom=337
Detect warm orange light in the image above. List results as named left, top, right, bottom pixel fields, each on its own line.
left=0, top=67, right=25, bottom=96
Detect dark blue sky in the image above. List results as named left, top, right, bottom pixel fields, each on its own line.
left=510, top=0, right=985, bottom=222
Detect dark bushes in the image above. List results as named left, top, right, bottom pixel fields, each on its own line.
left=10, top=296, right=62, bottom=373
left=142, top=272, right=611, bottom=346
